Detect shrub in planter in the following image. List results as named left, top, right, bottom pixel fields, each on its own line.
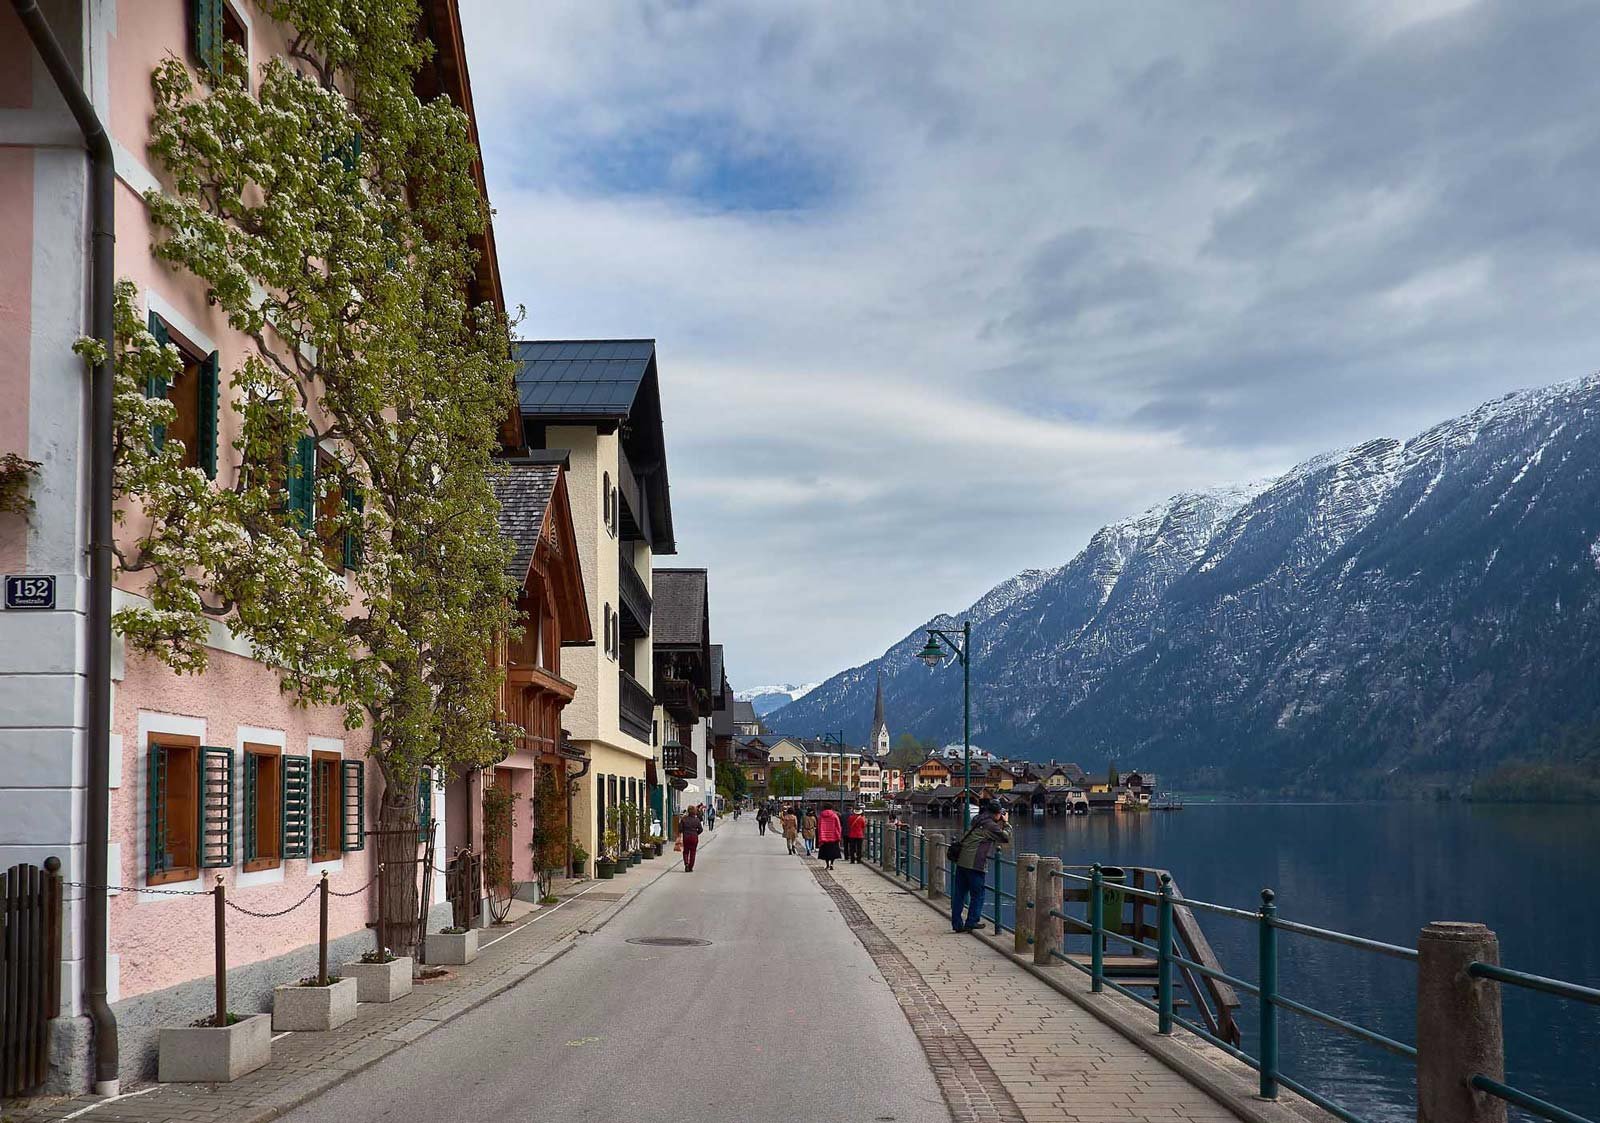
left=158, top=1012, right=271, bottom=1082
left=273, top=975, right=357, bottom=1031
left=595, top=857, right=615, bottom=879
left=425, top=926, right=478, bottom=965
left=341, top=948, right=414, bottom=1002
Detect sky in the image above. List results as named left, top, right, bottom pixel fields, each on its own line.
left=459, top=0, right=1600, bottom=688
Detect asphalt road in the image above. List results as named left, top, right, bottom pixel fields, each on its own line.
left=280, top=817, right=949, bottom=1123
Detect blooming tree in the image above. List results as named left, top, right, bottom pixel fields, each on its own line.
left=92, top=0, right=519, bottom=949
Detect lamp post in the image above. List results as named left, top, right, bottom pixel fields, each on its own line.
left=813, top=730, right=848, bottom=815
left=915, top=620, right=973, bottom=827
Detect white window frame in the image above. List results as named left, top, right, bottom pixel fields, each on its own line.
left=305, top=735, right=346, bottom=878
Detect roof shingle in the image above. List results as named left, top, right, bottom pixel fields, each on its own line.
left=492, top=460, right=560, bottom=582
left=652, top=568, right=707, bottom=647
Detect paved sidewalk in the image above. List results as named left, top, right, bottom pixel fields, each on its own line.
left=824, top=858, right=1247, bottom=1123
left=4, top=846, right=699, bottom=1123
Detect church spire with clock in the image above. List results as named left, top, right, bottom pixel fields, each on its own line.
left=870, top=670, right=890, bottom=757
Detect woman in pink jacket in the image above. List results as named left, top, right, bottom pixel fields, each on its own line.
left=816, top=806, right=844, bottom=871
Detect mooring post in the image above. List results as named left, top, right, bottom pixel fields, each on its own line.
left=213, top=875, right=227, bottom=1026
left=1417, top=922, right=1506, bottom=1123
left=927, top=832, right=946, bottom=897
left=1033, top=856, right=1061, bottom=965
left=1015, top=853, right=1038, bottom=955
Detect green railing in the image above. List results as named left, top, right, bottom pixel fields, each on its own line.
left=1464, top=963, right=1600, bottom=1123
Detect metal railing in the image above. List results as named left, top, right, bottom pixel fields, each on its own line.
left=1464, top=963, right=1600, bottom=1123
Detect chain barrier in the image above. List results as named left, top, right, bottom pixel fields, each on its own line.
left=223, top=881, right=323, bottom=919
left=328, top=865, right=383, bottom=897
left=62, top=881, right=210, bottom=896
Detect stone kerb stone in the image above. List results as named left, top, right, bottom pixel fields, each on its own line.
left=157, top=1013, right=271, bottom=1082
left=272, top=977, right=358, bottom=1032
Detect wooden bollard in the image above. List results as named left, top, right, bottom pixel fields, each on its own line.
left=1034, top=856, right=1062, bottom=966
left=1417, top=922, right=1506, bottom=1123
left=1015, top=853, right=1038, bottom=956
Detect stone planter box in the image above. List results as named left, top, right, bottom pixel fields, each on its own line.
left=273, top=977, right=358, bottom=1032
left=158, top=1013, right=271, bottom=1082
left=425, top=929, right=478, bottom=965
left=341, top=956, right=414, bottom=1003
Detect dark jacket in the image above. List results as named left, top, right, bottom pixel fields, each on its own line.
left=955, top=812, right=1011, bottom=870
left=679, top=813, right=703, bottom=838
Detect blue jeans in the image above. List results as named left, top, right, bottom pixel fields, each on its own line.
left=950, top=865, right=987, bottom=930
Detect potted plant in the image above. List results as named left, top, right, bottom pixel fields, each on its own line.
left=596, top=828, right=619, bottom=879
left=158, top=1010, right=272, bottom=1082
left=571, top=838, right=589, bottom=879
left=341, top=946, right=413, bottom=1003
left=425, top=925, right=478, bottom=965
left=273, top=971, right=358, bottom=1032
left=646, top=834, right=665, bottom=857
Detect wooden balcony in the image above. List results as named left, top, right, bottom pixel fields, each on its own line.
left=618, top=668, right=653, bottom=744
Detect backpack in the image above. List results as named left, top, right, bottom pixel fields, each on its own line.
left=947, top=821, right=981, bottom=864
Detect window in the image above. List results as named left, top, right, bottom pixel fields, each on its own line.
left=603, top=473, right=612, bottom=535
left=604, top=603, right=615, bottom=660
left=310, top=751, right=342, bottom=862
left=221, top=2, right=247, bottom=54
left=192, top=0, right=247, bottom=81
left=145, top=312, right=219, bottom=479
left=147, top=739, right=233, bottom=884
left=243, top=744, right=283, bottom=872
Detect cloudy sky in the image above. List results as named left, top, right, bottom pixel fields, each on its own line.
left=459, top=0, right=1600, bottom=688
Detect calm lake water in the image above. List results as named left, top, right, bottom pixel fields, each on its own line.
left=899, top=802, right=1600, bottom=1123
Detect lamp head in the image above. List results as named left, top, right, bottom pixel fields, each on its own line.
left=915, top=634, right=945, bottom=667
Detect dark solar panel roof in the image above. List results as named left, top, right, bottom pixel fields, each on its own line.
left=513, top=339, right=656, bottom=418
left=491, top=462, right=560, bottom=582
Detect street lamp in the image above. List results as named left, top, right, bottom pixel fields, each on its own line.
left=814, top=730, right=848, bottom=816
left=915, top=620, right=973, bottom=826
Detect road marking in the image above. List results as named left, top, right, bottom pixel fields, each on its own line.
left=479, top=881, right=603, bottom=950
left=60, top=1086, right=159, bottom=1119
left=272, top=1030, right=293, bottom=1040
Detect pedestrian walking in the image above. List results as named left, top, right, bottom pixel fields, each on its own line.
left=801, top=809, right=818, bottom=857
left=950, top=799, right=1011, bottom=932
left=845, top=808, right=867, bottom=863
left=756, top=805, right=770, bottom=836
left=705, top=802, right=716, bottom=830
left=679, top=805, right=704, bottom=872
left=780, top=808, right=799, bottom=854
left=817, top=806, right=843, bottom=870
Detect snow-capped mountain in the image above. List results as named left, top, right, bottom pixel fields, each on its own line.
left=769, top=377, right=1600, bottom=793
left=734, top=682, right=821, bottom=716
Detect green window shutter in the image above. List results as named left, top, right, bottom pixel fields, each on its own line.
left=192, top=0, right=224, bottom=80
left=417, top=768, right=433, bottom=843
left=199, top=746, right=234, bottom=868
left=289, top=435, right=317, bottom=533
left=282, top=755, right=310, bottom=859
left=145, top=312, right=170, bottom=452
left=242, top=751, right=259, bottom=863
left=341, top=760, right=365, bottom=852
left=198, top=350, right=220, bottom=480
left=342, top=484, right=364, bottom=569
left=146, top=743, right=169, bottom=879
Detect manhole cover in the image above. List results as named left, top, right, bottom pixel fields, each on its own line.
left=626, top=936, right=711, bottom=947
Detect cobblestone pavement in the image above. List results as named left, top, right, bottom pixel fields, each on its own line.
left=823, top=858, right=1248, bottom=1123
left=4, top=850, right=694, bottom=1123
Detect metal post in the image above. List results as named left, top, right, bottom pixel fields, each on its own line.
left=375, top=861, right=387, bottom=957
left=1016, top=853, right=1038, bottom=955
left=1417, top=922, right=1506, bottom=1123
left=1157, top=873, right=1174, bottom=1035
left=918, top=833, right=928, bottom=889
left=318, top=871, right=330, bottom=986
left=213, top=876, right=227, bottom=1026
left=962, top=620, right=971, bottom=828
left=1258, top=889, right=1279, bottom=1100
left=1033, top=856, right=1061, bottom=965
left=1089, top=863, right=1105, bottom=992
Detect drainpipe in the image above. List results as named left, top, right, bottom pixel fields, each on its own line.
left=12, top=0, right=120, bottom=1094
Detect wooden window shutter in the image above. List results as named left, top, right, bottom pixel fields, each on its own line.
left=282, top=754, right=311, bottom=858
left=242, top=750, right=259, bottom=863
left=199, top=746, right=234, bottom=868
left=416, top=768, right=433, bottom=842
left=192, top=0, right=225, bottom=80
left=197, top=350, right=220, bottom=480
left=342, top=483, right=364, bottom=569
left=146, top=743, right=169, bottom=878
left=289, top=435, right=317, bottom=533
left=341, top=760, right=365, bottom=852
left=145, top=312, right=170, bottom=451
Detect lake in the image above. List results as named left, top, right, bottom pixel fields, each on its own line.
left=899, top=802, right=1600, bottom=1123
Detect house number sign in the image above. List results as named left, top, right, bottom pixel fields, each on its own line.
left=4, top=575, right=56, bottom=610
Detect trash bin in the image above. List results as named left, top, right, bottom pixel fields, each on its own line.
left=1098, top=866, right=1127, bottom=948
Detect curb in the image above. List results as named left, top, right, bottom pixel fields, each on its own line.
left=853, top=857, right=1330, bottom=1123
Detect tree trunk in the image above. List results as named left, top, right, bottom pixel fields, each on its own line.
left=376, top=762, right=423, bottom=959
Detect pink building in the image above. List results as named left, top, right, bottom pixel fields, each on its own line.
left=1, top=0, right=505, bottom=1090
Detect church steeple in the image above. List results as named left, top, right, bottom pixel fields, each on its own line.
left=870, top=670, right=890, bottom=757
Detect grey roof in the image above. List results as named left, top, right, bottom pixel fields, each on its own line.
left=652, top=568, right=707, bottom=647
left=491, top=460, right=561, bottom=581
left=730, top=700, right=759, bottom=726
left=513, top=339, right=655, bottom=417
left=710, top=644, right=725, bottom=690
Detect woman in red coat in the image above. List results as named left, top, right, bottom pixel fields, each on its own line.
left=816, top=806, right=844, bottom=870
left=845, top=809, right=868, bottom=864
